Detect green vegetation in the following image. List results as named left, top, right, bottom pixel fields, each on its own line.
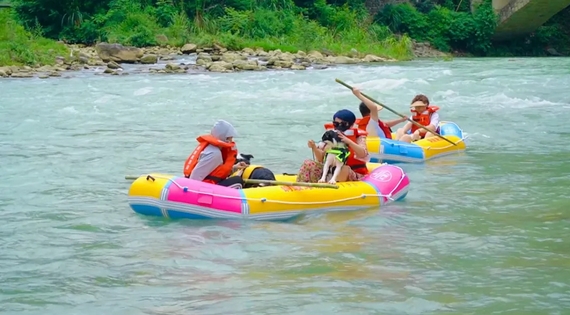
left=0, top=10, right=68, bottom=66
left=375, top=0, right=570, bottom=57
left=375, top=0, right=497, bottom=56
left=2, top=0, right=414, bottom=67
left=2, top=0, right=569, bottom=68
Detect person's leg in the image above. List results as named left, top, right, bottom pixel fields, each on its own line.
left=296, top=159, right=324, bottom=183
left=399, top=134, right=413, bottom=143
left=345, top=168, right=365, bottom=182
left=333, top=166, right=350, bottom=182
left=217, top=176, right=244, bottom=189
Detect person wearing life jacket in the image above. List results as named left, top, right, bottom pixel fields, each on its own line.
left=296, top=109, right=370, bottom=183
left=183, top=120, right=247, bottom=189
left=352, top=87, right=407, bottom=139
left=395, top=94, right=440, bottom=143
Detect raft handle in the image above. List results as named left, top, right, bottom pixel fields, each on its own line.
left=146, top=175, right=155, bottom=182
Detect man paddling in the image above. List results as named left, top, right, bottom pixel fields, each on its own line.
left=352, top=88, right=407, bottom=138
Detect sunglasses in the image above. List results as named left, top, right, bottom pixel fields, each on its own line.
left=332, top=121, right=348, bottom=127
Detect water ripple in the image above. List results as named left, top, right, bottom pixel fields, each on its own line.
left=1, top=58, right=570, bottom=314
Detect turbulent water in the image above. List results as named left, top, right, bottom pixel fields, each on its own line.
left=1, top=57, right=570, bottom=315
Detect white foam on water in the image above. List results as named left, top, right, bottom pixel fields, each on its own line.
left=189, top=73, right=219, bottom=81
left=133, top=86, right=154, bottom=96
left=349, top=78, right=410, bottom=91
left=87, top=83, right=99, bottom=91
left=93, top=94, right=118, bottom=104
left=58, top=106, right=79, bottom=114
left=433, top=89, right=459, bottom=98
left=478, top=92, right=564, bottom=109
left=413, top=78, right=430, bottom=85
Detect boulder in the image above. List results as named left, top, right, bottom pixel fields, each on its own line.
left=181, top=43, right=197, bottom=54
left=0, top=66, right=13, bottom=77
left=95, top=42, right=144, bottom=63
left=221, top=52, right=246, bottom=63
left=196, top=53, right=213, bottom=67
left=307, top=50, right=324, bottom=62
left=232, top=59, right=260, bottom=71
left=140, top=54, right=158, bottom=64
left=10, top=72, right=34, bottom=78
left=208, top=61, right=234, bottom=73
left=363, top=54, right=386, bottom=62
left=107, top=61, right=121, bottom=69
left=331, top=56, right=359, bottom=64
left=165, top=63, right=181, bottom=71
left=267, top=55, right=294, bottom=68
left=241, top=48, right=255, bottom=56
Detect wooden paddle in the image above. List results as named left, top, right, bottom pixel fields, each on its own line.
left=124, top=175, right=339, bottom=189
left=335, top=78, right=458, bottom=146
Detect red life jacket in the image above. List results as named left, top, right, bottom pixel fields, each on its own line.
left=410, top=106, right=440, bottom=137
left=183, top=134, right=238, bottom=184
left=356, top=116, right=392, bottom=139
left=323, top=123, right=369, bottom=175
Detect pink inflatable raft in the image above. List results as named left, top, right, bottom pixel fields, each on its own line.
left=127, top=163, right=409, bottom=221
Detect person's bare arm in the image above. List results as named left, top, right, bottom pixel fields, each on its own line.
left=352, top=88, right=380, bottom=122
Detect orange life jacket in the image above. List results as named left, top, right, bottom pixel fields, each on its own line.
left=323, top=123, right=369, bottom=175
left=356, top=116, right=392, bottom=139
left=410, top=106, right=440, bottom=137
left=183, top=134, right=238, bottom=184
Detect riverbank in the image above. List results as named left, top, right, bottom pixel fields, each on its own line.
left=0, top=40, right=449, bottom=79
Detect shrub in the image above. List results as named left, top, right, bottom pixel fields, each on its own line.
left=0, top=10, right=68, bottom=66
left=375, top=0, right=497, bottom=55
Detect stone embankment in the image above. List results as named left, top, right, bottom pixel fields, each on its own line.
left=0, top=41, right=448, bottom=79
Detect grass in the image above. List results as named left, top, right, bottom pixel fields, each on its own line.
left=166, top=15, right=412, bottom=60
left=63, top=2, right=415, bottom=61
left=0, top=10, right=68, bottom=67
left=0, top=1, right=416, bottom=68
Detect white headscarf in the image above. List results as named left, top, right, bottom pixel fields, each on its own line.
left=210, top=120, right=238, bottom=141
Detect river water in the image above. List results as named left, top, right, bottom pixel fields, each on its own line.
left=1, top=57, right=569, bottom=314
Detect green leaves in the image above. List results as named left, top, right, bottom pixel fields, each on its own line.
left=375, top=1, right=497, bottom=55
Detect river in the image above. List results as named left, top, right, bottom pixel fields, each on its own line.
left=1, top=57, right=569, bottom=314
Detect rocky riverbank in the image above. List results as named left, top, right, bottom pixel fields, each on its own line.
left=0, top=41, right=449, bottom=79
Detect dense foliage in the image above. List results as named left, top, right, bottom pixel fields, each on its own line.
left=7, top=0, right=413, bottom=62
left=1, top=0, right=569, bottom=67
left=0, top=10, right=68, bottom=66
left=375, top=0, right=497, bottom=55
left=375, top=0, right=570, bottom=56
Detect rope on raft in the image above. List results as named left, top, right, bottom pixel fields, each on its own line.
left=424, top=136, right=468, bottom=151
left=133, top=174, right=408, bottom=204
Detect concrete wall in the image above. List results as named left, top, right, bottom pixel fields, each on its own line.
left=492, top=0, right=511, bottom=11
left=493, top=0, right=570, bottom=40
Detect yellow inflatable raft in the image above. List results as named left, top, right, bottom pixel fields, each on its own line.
left=366, top=121, right=467, bottom=163
left=127, top=163, right=410, bottom=221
